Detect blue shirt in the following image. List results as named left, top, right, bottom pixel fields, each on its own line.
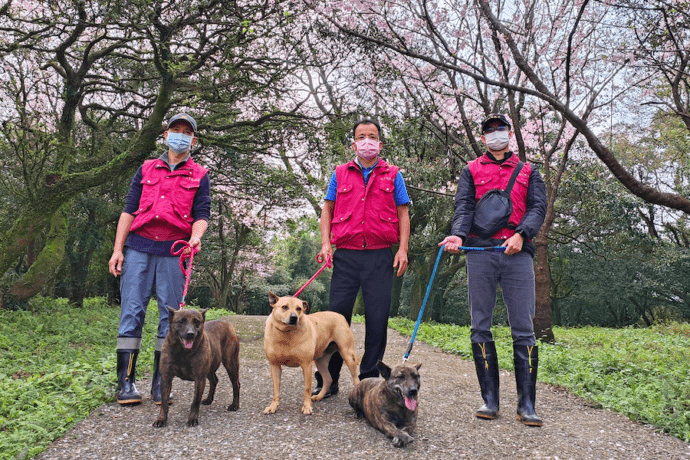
left=325, top=159, right=411, bottom=206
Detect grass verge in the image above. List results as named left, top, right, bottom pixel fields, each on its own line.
left=0, top=297, right=229, bottom=460
left=383, top=316, right=690, bottom=442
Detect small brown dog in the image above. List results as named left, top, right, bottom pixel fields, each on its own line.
left=263, top=292, right=360, bottom=415
left=349, top=360, right=422, bottom=448
left=153, top=307, right=240, bottom=428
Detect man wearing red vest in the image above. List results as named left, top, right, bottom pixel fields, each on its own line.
left=108, top=113, right=211, bottom=405
left=439, top=113, right=547, bottom=426
left=312, top=118, right=411, bottom=398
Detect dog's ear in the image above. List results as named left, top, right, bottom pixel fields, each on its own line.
left=414, top=363, right=422, bottom=371
left=376, top=360, right=391, bottom=380
left=302, top=300, right=309, bottom=313
left=167, top=305, right=177, bottom=317
left=199, top=308, right=209, bottom=320
left=268, top=291, right=279, bottom=307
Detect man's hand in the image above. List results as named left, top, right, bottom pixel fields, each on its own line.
left=393, top=249, right=408, bottom=277
left=187, top=236, right=202, bottom=254
left=502, top=233, right=523, bottom=255
left=439, top=235, right=463, bottom=254
left=317, top=242, right=333, bottom=265
left=109, top=250, right=124, bottom=277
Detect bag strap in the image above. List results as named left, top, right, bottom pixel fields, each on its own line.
left=504, top=161, right=524, bottom=194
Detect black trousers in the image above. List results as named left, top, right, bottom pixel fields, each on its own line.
left=319, top=247, right=394, bottom=384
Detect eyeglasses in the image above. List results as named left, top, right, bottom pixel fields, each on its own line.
left=483, top=125, right=510, bottom=134
left=354, top=134, right=380, bottom=141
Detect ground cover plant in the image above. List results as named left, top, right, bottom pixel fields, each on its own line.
left=0, top=298, right=229, bottom=460
left=386, top=317, right=690, bottom=442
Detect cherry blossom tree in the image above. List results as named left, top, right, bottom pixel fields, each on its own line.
left=299, top=0, right=690, bottom=338
left=0, top=0, right=318, bottom=304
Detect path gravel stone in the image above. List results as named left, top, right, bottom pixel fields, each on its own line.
left=37, top=315, right=690, bottom=460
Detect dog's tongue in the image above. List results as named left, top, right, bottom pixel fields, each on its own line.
left=404, top=397, right=417, bottom=411
left=183, top=339, right=194, bottom=349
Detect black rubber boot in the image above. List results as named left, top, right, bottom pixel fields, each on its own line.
left=116, top=350, right=142, bottom=405
left=472, top=342, right=500, bottom=419
left=151, top=351, right=173, bottom=405
left=514, top=345, right=543, bottom=427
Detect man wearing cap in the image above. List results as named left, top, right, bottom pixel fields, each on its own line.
left=439, top=113, right=546, bottom=426
left=108, top=113, right=211, bottom=405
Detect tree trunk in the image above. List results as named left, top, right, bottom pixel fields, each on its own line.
left=533, top=232, right=555, bottom=343
left=9, top=204, right=69, bottom=301
left=390, top=274, right=404, bottom=317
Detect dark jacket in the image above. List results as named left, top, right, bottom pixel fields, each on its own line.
left=450, top=152, right=546, bottom=257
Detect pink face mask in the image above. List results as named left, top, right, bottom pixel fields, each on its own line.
left=354, top=138, right=381, bottom=160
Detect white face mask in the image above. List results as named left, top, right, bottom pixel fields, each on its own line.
left=483, top=131, right=510, bottom=151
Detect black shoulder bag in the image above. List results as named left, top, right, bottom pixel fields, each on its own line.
left=470, top=161, right=524, bottom=239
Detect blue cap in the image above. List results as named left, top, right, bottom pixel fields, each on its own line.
left=481, top=113, right=511, bottom=133
left=167, top=113, right=197, bottom=133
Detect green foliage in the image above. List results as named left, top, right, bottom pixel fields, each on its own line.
left=551, top=159, right=690, bottom=326
left=386, top=318, right=690, bottom=442
left=0, top=297, right=228, bottom=460
left=252, top=217, right=332, bottom=314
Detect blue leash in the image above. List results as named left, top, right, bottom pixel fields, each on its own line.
left=402, top=245, right=505, bottom=363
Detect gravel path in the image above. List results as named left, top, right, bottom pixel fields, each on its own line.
left=37, top=315, right=690, bottom=460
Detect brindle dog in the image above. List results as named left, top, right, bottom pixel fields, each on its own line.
left=153, top=307, right=240, bottom=427
left=349, top=360, right=422, bottom=448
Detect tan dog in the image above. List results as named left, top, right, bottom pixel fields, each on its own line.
left=349, top=360, right=421, bottom=448
left=263, top=292, right=360, bottom=415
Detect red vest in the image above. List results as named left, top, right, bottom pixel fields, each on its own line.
left=331, top=159, right=399, bottom=250
left=468, top=153, right=532, bottom=240
left=130, top=158, right=208, bottom=242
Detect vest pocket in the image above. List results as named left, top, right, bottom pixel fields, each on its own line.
left=134, top=201, right=152, bottom=215
left=140, top=177, right=160, bottom=186
left=378, top=182, right=395, bottom=194
left=338, top=183, right=354, bottom=194
left=331, top=211, right=352, bottom=245
left=179, top=178, right=201, bottom=191
left=474, top=175, right=495, bottom=195
left=376, top=212, right=399, bottom=243
left=172, top=203, right=195, bottom=223
left=378, top=212, right=399, bottom=224
left=332, top=211, right=352, bottom=225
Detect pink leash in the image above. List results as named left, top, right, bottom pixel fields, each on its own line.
left=171, top=240, right=199, bottom=309
left=293, top=255, right=332, bottom=298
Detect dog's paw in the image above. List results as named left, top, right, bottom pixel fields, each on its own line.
left=227, top=400, right=239, bottom=412
left=152, top=419, right=167, bottom=428
left=263, top=404, right=278, bottom=414
left=301, top=403, right=313, bottom=415
left=392, top=432, right=414, bottom=448
left=201, top=398, right=213, bottom=405
left=186, top=418, right=199, bottom=427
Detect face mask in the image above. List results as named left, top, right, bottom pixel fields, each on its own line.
left=354, top=138, right=380, bottom=160
left=483, top=130, right=510, bottom=151
left=166, top=132, right=193, bottom=154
